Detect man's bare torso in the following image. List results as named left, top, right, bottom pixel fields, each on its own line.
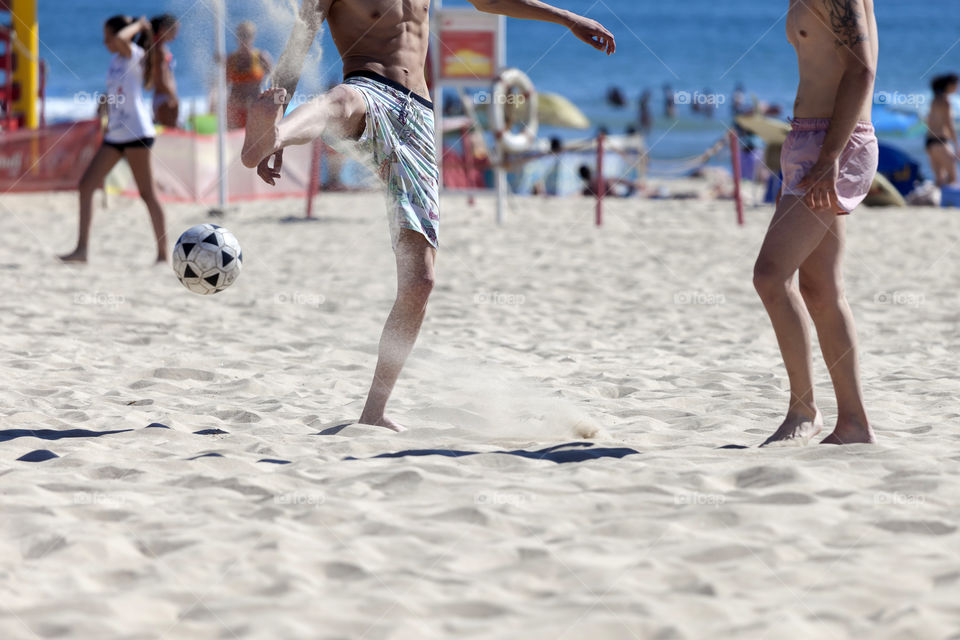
left=325, top=0, right=432, bottom=100
left=787, top=0, right=878, bottom=119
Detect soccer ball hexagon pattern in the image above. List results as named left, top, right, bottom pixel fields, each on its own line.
left=172, top=224, right=243, bottom=295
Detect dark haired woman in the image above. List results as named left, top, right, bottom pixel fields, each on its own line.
left=151, top=14, right=180, bottom=128
left=60, top=16, right=167, bottom=264
left=927, top=73, right=959, bottom=187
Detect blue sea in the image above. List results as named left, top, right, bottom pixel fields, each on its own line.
left=33, top=0, right=960, bottom=172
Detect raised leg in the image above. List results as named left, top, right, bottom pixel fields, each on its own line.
left=798, top=217, right=875, bottom=444
left=241, top=85, right=366, bottom=168
left=753, top=195, right=836, bottom=446
left=60, top=145, right=123, bottom=263
left=358, top=230, right=437, bottom=432
left=125, top=147, right=168, bottom=263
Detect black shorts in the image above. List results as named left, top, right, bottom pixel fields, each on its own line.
left=104, top=137, right=155, bottom=152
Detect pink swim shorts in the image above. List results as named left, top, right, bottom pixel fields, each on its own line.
left=780, top=118, right=879, bottom=214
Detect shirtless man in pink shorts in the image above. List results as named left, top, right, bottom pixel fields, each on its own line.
left=754, top=0, right=879, bottom=446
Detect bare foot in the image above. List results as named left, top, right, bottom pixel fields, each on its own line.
left=821, top=420, right=876, bottom=445
left=241, top=88, right=286, bottom=168
left=359, top=415, right=407, bottom=433
left=59, top=249, right=87, bottom=263
left=760, top=409, right=823, bottom=447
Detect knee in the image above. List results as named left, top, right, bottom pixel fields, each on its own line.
left=753, top=257, right=790, bottom=303
left=799, top=277, right=843, bottom=315
left=401, top=271, right=435, bottom=307
left=78, top=175, right=99, bottom=195
left=139, top=190, right=160, bottom=208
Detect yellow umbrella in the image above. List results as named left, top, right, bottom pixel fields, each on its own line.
left=533, top=92, right=591, bottom=129
left=499, top=92, right=590, bottom=130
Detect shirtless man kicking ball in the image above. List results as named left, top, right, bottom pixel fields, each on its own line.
left=241, top=1, right=615, bottom=431
left=754, top=0, right=878, bottom=446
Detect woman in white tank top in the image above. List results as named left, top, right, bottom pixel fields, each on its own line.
left=60, top=15, right=167, bottom=264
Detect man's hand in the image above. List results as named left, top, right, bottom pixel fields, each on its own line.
left=258, top=151, right=283, bottom=186
left=796, top=159, right=840, bottom=212
left=567, top=15, right=615, bottom=55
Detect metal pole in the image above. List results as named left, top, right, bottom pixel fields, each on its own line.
left=595, top=132, right=605, bottom=227
left=214, top=0, right=228, bottom=211
left=729, top=130, right=744, bottom=226
left=494, top=14, right=507, bottom=225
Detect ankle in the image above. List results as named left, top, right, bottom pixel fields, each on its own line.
left=787, top=399, right=818, bottom=420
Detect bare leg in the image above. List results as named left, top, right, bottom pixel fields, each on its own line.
left=928, top=145, right=953, bottom=187
left=241, top=86, right=365, bottom=168
left=60, top=145, right=123, bottom=262
left=125, top=147, right=168, bottom=262
left=798, top=217, right=876, bottom=444
left=358, top=230, right=436, bottom=432
left=753, top=195, right=836, bottom=446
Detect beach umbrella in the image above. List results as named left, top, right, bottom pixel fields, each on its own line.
left=483, top=92, right=590, bottom=130
left=533, top=93, right=591, bottom=129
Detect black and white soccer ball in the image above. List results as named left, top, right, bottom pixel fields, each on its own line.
left=172, top=224, right=243, bottom=295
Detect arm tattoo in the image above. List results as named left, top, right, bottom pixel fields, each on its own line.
left=825, top=0, right=868, bottom=47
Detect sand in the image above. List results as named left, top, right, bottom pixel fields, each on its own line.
left=1, top=188, right=959, bottom=639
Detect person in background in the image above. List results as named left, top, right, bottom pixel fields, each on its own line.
left=60, top=16, right=167, bottom=264
left=638, top=89, right=653, bottom=133
left=226, top=21, right=274, bottom=130
left=150, top=14, right=180, bottom=127
left=606, top=86, right=626, bottom=108
left=732, top=83, right=751, bottom=116
left=578, top=164, right=641, bottom=197
left=702, top=87, right=715, bottom=118
left=926, top=73, right=959, bottom=187
left=663, top=83, right=676, bottom=119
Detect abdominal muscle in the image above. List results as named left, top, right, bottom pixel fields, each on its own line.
left=328, top=1, right=431, bottom=100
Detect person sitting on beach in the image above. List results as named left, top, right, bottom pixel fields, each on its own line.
left=926, top=73, right=959, bottom=187
left=226, top=21, right=274, bottom=130
left=60, top=16, right=167, bottom=264
left=239, top=0, right=615, bottom=431
left=753, top=0, right=879, bottom=446
left=151, top=14, right=180, bottom=128
left=578, top=164, right=641, bottom=197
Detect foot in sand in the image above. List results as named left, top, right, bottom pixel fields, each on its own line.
left=359, top=415, right=407, bottom=433
left=821, top=420, right=876, bottom=445
left=241, top=88, right=286, bottom=169
left=59, top=249, right=87, bottom=264
left=761, top=409, right=823, bottom=447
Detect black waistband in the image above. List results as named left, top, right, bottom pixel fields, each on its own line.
left=344, top=70, right=434, bottom=109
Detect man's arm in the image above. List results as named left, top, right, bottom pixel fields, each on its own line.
left=797, top=0, right=875, bottom=210
left=270, top=0, right=329, bottom=107
left=467, top=0, right=615, bottom=55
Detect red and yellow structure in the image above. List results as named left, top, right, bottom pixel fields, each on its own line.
left=1, top=0, right=40, bottom=130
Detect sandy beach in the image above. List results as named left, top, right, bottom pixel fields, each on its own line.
left=1, top=188, right=959, bottom=639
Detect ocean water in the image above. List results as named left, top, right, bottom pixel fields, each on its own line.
left=29, top=0, right=960, bottom=168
